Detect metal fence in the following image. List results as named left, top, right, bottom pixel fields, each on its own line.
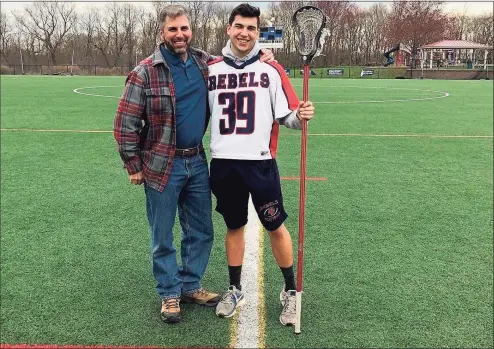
left=1, top=64, right=490, bottom=79
left=2, top=64, right=408, bottom=78
left=1, top=65, right=133, bottom=76
left=284, top=67, right=408, bottom=79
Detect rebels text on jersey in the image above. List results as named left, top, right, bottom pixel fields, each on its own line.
left=208, top=58, right=299, bottom=160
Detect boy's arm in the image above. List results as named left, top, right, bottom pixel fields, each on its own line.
left=268, top=62, right=301, bottom=129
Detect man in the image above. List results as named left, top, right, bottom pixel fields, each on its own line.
left=113, top=4, right=273, bottom=324
left=207, top=4, right=315, bottom=327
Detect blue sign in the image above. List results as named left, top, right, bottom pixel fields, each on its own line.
left=259, top=26, right=283, bottom=41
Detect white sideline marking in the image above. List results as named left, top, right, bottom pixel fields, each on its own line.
left=73, top=86, right=121, bottom=99
left=235, top=197, right=263, bottom=348
left=282, top=133, right=493, bottom=138
left=292, top=85, right=450, bottom=103
left=71, top=85, right=451, bottom=104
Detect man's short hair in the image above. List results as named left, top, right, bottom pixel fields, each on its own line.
left=228, top=3, right=261, bottom=28
left=160, top=4, right=191, bottom=28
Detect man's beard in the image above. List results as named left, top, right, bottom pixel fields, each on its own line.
left=164, top=40, right=189, bottom=55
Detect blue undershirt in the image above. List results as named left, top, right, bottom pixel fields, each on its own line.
left=160, top=45, right=206, bottom=149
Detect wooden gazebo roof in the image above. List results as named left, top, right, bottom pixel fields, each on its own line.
left=420, top=40, right=492, bottom=49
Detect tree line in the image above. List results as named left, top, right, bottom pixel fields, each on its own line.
left=1, top=1, right=492, bottom=70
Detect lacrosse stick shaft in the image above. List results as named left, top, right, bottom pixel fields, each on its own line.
left=295, top=64, right=310, bottom=334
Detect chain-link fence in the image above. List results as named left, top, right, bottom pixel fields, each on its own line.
left=1, top=65, right=133, bottom=76
left=1, top=64, right=491, bottom=79
left=284, top=67, right=408, bottom=79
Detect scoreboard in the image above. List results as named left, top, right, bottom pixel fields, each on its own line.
left=259, top=26, right=284, bottom=49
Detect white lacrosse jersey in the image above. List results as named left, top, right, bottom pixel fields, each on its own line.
left=208, top=57, right=299, bottom=160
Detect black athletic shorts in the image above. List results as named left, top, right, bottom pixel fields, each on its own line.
left=210, top=158, right=288, bottom=231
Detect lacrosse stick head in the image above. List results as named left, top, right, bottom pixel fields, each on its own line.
left=292, top=6, right=327, bottom=64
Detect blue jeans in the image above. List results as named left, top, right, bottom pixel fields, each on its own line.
left=144, top=152, right=214, bottom=300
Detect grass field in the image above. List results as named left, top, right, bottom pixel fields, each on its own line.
left=1, top=75, right=493, bottom=349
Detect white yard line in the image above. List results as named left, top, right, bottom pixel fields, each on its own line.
left=281, top=133, right=493, bottom=138
left=231, top=197, right=265, bottom=349
left=73, top=86, right=121, bottom=99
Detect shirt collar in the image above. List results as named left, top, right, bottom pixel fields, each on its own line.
left=160, top=44, right=189, bottom=66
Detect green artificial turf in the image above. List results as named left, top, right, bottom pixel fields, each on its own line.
left=1, top=75, right=492, bottom=348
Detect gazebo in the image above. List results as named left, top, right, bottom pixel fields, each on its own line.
left=419, top=40, right=492, bottom=69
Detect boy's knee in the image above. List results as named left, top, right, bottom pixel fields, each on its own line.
left=227, top=226, right=245, bottom=235
left=268, top=224, right=286, bottom=238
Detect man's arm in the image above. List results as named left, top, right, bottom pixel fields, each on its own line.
left=113, top=68, right=147, bottom=179
left=259, top=48, right=275, bottom=62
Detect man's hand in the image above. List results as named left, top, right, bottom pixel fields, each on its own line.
left=259, top=48, right=275, bottom=62
left=129, top=172, right=144, bottom=185
left=296, top=101, right=315, bottom=120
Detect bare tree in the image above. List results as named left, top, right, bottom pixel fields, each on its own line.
left=317, top=1, right=354, bottom=66
left=361, top=3, right=389, bottom=65
left=78, top=7, right=99, bottom=65
left=1, top=11, right=12, bottom=64
left=446, top=12, right=468, bottom=40
left=268, top=1, right=307, bottom=67
left=12, top=1, right=77, bottom=65
left=121, top=3, right=141, bottom=69
left=138, top=12, right=159, bottom=59
left=198, top=2, right=216, bottom=53
left=386, top=0, right=448, bottom=68
left=340, top=4, right=365, bottom=65
left=467, top=14, right=494, bottom=44
left=209, top=3, right=235, bottom=55
left=91, top=2, right=133, bottom=67
left=137, top=1, right=174, bottom=60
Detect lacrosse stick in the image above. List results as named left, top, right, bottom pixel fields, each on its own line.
left=292, top=5, right=328, bottom=335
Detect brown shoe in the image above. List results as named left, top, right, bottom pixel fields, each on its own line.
left=160, top=298, right=181, bottom=323
left=181, top=288, right=221, bottom=307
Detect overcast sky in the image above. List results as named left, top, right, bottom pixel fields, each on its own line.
left=1, top=1, right=493, bottom=15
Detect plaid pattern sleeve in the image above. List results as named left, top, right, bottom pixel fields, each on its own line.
left=114, top=68, right=147, bottom=175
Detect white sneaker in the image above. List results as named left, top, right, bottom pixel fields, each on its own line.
left=279, top=288, right=297, bottom=326
left=215, top=285, right=246, bottom=318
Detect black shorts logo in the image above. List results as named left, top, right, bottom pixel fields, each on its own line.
left=261, top=201, right=281, bottom=222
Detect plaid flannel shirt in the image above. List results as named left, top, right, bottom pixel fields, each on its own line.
left=114, top=46, right=212, bottom=192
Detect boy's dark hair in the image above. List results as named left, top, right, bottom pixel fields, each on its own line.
left=229, top=3, right=261, bottom=28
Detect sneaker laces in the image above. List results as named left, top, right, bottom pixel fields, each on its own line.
left=220, top=287, right=236, bottom=304
left=283, top=293, right=296, bottom=314
left=163, top=298, right=180, bottom=310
